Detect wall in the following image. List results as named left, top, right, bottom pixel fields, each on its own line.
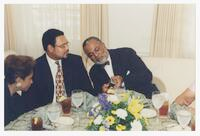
left=108, top=4, right=156, bottom=56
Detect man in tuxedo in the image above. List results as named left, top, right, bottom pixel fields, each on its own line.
left=82, top=36, right=158, bottom=98
left=25, top=29, right=94, bottom=109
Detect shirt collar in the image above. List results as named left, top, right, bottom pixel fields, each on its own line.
left=46, top=53, right=61, bottom=66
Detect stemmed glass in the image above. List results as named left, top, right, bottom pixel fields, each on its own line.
left=176, top=110, right=191, bottom=130
left=71, top=89, right=84, bottom=127
left=46, top=103, right=61, bottom=127
left=152, top=91, right=165, bottom=124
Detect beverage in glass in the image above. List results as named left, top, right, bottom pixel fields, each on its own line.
left=31, top=117, right=43, bottom=130
left=61, top=97, right=71, bottom=115
left=152, top=92, right=165, bottom=110
left=72, top=92, right=84, bottom=108
left=191, top=116, right=195, bottom=131
left=152, top=91, right=165, bottom=125
left=176, top=110, right=191, bottom=130
left=159, top=92, right=169, bottom=116
left=71, top=90, right=84, bottom=127
left=47, top=103, right=61, bottom=123
left=159, top=101, right=169, bottom=116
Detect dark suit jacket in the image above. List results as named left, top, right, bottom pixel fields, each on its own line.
left=4, top=81, right=26, bottom=126
left=89, top=47, right=158, bottom=98
left=25, top=53, right=94, bottom=110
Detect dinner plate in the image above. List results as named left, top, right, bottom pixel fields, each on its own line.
left=141, top=108, right=157, bottom=118
left=55, top=116, right=74, bottom=125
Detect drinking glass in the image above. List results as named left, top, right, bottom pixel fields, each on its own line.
left=61, top=97, right=71, bottom=115
left=176, top=110, right=191, bottom=130
left=46, top=103, right=61, bottom=126
left=159, top=92, right=169, bottom=117
left=31, top=116, right=43, bottom=130
left=152, top=91, right=165, bottom=123
left=71, top=89, right=84, bottom=126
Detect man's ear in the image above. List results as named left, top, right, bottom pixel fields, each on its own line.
left=47, top=44, right=54, bottom=53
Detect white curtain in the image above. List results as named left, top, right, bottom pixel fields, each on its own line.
left=80, top=4, right=109, bottom=70
left=4, top=4, right=80, bottom=59
left=150, top=4, right=195, bottom=58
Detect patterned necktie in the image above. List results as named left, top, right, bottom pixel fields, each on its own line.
left=55, top=61, right=65, bottom=102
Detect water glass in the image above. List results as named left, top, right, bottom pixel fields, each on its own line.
left=152, top=91, right=165, bottom=123
left=176, top=110, right=191, bottom=130
left=46, top=103, right=61, bottom=123
left=71, top=90, right=84, bottom=126
left=159, top=93, right=169, bottom=117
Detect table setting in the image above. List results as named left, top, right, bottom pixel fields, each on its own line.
left=5, top=89, right=194, bottom=131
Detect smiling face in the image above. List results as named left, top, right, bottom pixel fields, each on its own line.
left=47, top=35, right=69, bottom=60
left=83, top=39, right=109, bottom=64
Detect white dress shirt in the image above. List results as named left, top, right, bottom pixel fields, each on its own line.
left=104, top=54, right=114, bottom=78
left=104, top=54, right=125, bottom=87
left=46, top=54, right=66, bottom=103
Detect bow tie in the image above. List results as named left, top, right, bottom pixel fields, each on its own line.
left=100, top=61, right=110, bottom=68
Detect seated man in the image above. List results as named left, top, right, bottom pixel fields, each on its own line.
left=25, top=29, right=94, bottom=109
left=82, top=36, right=158, bottom=98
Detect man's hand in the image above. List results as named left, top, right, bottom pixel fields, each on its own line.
left=102, top=83, right=110, bottom=93
left=111, top=75, right=123, bottom=88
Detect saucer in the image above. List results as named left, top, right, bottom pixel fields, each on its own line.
left=141, top=108, right=157, bottom=118
left=55, top=116, right=74, bottom=125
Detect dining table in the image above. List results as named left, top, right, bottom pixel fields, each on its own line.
left=5, top=91, right=192, bottom=131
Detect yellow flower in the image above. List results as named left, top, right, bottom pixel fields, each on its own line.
left=116, top=124, right=126, bottom=131
left=105, top=116, right=115, bottom=126
left=128, top=98, right=144, bottom=120
left=88, top=118, right=94, bottom=126
left=99, top=126, right=106, bottom=131
left=119, top=93, right=129, bottom=101
left=111, top=110, right=116, bottom=115
left=113, top=100, right=120, bottom=104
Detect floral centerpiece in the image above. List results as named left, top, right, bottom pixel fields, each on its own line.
left=87, top=91, right=148, bottom=131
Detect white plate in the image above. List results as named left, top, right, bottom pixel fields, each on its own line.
left=55, top=116, right=74, bottom=125
left=141, top=108, right=157, bottom=118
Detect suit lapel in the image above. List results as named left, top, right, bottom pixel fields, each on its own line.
left=42, top=55, right=54, bottom=96
left=109, top=50, right=120, bottom=75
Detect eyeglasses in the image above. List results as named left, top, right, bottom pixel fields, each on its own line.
left=56, top=42, right=70, bottom=49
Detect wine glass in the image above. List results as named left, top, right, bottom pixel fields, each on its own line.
left=152, top=91, right=165, bottom=123
left=71, top=89, right=84, bottom=126
left=176, top=110, right=191, bottom=130
left=46, top=103, right=61, bottom=127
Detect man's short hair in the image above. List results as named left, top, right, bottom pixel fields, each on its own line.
left=42, top=29, right=64, bottom=51
left=82, top=36, right=102, bottom=48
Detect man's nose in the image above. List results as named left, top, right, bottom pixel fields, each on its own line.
left=64, top=46, right=69, bottom=52
left=93, top=51, right=98, bottom=58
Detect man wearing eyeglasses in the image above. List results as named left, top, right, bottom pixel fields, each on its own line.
left=25, top=29, right=94, bottom=109
left=83, top=36, right=158, bottom=99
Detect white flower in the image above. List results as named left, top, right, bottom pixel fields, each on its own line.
left=107, top=94, right=119, bottom=103
left=93, top=115, right=103, bottom=125
left=130, top=120, right=142, bottom=131
left=115, top=109, right=128, bottom=120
